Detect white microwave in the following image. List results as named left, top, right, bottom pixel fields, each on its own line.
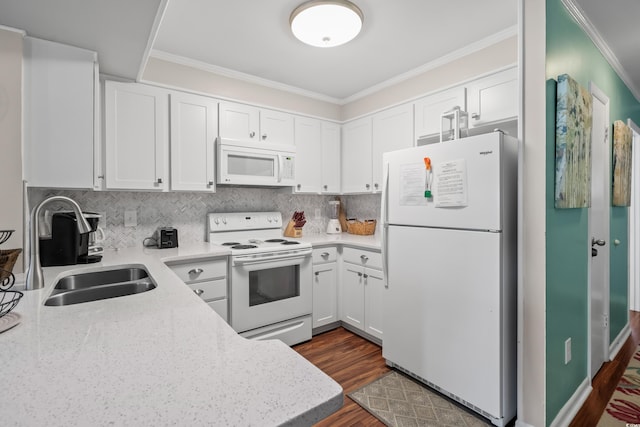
left=217, top=138, right=296, bottom=187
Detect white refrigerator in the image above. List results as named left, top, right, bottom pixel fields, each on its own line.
left=381, top=132, right=517, bottom=426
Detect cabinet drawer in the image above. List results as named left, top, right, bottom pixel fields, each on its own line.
left=312, top=247, right=338, bottom=264
left=342, top=247, right=382, bottom=269
left=169, top=258, right=226, bottom=282
left=188, top=278, right=227, bottom=301
left=208, top=299, right=228, bottom=322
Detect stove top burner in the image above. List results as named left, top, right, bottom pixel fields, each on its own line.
left=222, top=242, right=240, bottom=246
left=264, top=238, right=286, bottom=243
left=281, top=241, right=300, bottom=245
left=232, top=244, right=258, bottom=250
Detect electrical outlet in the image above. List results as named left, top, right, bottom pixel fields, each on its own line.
left=314, top=208, right=322, bottom=220
left=565, top=338, right=572, bottom=364
left=124, top=210, right=137, bottom=227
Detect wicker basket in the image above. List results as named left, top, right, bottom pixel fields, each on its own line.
left=0, top=249, right=22, bottom=282
left=346, top=219, right=377, bottom=236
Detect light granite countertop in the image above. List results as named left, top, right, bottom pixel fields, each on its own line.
left=1, top=238, right=355, bottom=427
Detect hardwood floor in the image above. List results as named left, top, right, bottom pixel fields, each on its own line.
left=295, top=313, right=640, bottom=426
left=293, top=327, right=390, bottom=426
left=569, top=310, right=640, bottom=426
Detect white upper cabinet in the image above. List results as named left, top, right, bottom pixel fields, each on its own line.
left=23, top=37, right=98, bottom=189
left=341, top=116, right=373, bottom=194
left=219, top=101, right=294, bottom=145
left=466, top=67, right=518, bottom=128
left=414, top=87, right=466, bottom=140
left=294, top=117, right=322, bottom=193
left=321, top=122, right=341, bottom=194
left=371, top=103, right=414, bottom=192
left=104, top=81, right=169, bottom=191
left=170, top=92, right=218, bottom=192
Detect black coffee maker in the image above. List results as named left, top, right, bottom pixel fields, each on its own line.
left=40, top=211, right=103, bottom=266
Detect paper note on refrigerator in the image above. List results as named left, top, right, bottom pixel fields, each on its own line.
left=399, top=163, right=428, bottom=206
left=434, top=159, right=468, bottom=207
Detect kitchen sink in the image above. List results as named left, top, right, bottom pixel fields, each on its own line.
left=44, top=267, right=157, bottom=306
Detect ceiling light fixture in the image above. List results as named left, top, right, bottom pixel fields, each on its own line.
left=290, top=0, right=364, bottom=48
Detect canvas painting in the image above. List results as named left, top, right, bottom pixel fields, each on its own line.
left=612, top=120, right=633, bottom=206
left=555, top=74, right=593, bottom=208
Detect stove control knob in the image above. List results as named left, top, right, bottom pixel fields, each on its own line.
left=222, top=217, right=227, bottom=224
left=213, top=217, right=220, bottom=225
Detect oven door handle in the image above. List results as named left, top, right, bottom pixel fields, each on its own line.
left=233, top=249, right=312, bottom=266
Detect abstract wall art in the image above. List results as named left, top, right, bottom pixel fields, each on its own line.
left=555, top=74, right=593, bottom=208
left=612, top=120, right=633, bottom=206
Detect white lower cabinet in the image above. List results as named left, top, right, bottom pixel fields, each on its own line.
left=312, top=248, right=338, bottom=330
left=166, top=257, right=228, bottom=322
left=340, top=247, right=384, bottom=341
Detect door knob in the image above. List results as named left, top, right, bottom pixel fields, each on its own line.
left=592, top=238, right=606, bottom=247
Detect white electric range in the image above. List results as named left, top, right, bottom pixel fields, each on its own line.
left=207, top=212, right=312, bottom=345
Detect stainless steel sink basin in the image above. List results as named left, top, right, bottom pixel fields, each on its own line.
left=45, top=267, right=157, bottom=306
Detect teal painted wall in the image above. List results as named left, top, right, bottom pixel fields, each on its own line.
left=545, top=0, right=640, bottom=424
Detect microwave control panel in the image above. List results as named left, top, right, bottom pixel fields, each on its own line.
left=282, top=156, right=295, bottom=179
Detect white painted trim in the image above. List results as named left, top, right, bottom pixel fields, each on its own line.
left=629, top=119, right=640, bottom=311
left=136, top=0, right=170, bottom=82
left=609, top=322, right=631, bottom=361
left=0, top=24, right=26, bottom=36
left=341, top=25, right=518, bottom=104
left=561, top=0, right=640, bottom=102
left=548, top=377, right=592, bottom=427
left=149, top=25, right=518, bottom=106
left=149, top=50, right=343, bottom=105
left=515, top=422, right=536, bottom=427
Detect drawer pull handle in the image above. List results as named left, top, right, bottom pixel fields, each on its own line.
left=188, top=268, right=204, bottom=275
left=321, top=252, right=330, bottom=257
left=194, top=289, right=204, bottom=296
left=360, top=255, right=369, bottom=261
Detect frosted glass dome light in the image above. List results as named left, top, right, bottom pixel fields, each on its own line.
left=290, top=0, right=364, bottom=48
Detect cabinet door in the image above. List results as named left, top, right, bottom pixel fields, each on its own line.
left=372, top=103, right=414, bottom=192
left=260, top=109, right=295, bottom=145
left=294, top=117, right=322, bottom=193
left=321, top=122, right=341, bottom=194
left=414, top=87, right=466, bottom=140
left=467, top=67, right=518, bottom=127
left=104, top=82, right=168, bottom=190
left=341, top=263, right=365, bottom=330
left=23, top=37, right=97, bottom=189
left=170, top=92, right=218, bottom=192
left=364, top=268, right=384, bottom=340
left=341, top=117, right=373, bottom=194
left=313, top=263, right=338, bottom=328
left=219, top=101, right=259, bottom=142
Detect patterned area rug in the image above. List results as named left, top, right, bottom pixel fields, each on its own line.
left=348, top=371, right=491, bottom=427
left=598, top=346, right=640, bottom=426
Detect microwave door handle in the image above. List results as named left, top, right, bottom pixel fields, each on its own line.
left=277, top=155, right=283, bottom=183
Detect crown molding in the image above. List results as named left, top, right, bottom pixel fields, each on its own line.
left=137, top=0, right=170, bottom=82
left=562, top=0, right=640, bottom=102
left=149, top=50, right=343, bottom=105
left=0, top=24, right=26, bottom=36
left=341, top=25, right=518, bottom=104
left=150, top=25, right=518, bottom=106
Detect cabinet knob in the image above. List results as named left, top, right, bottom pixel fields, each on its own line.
left=315, top=271, right=320, bottom=276
left=262, top=134, right=267, bottom=140
left=472, top=113, right=480, bottom=119
left=360, top=255, right=368, bottom=262
left=321, top=252, right=329, bottom=258
left=297, top=184, right=301, bottom=189
left=157, top=178, right=163, bottom=184
left=208, top=181, right=214, bottom=186
left=357, top=272, right=363, bottom=277
left=193, top=289, right=204, bottom=296
left=365, top=184, right=370, bottom=189
left=374, top=183, right=379, bottom=189
left=323, top=185, right=328, bottom=190
left=249, top=131, right=256, bottom=138
left=97, top=175, right=105, bottom=179
left=188, top=268, right=204, bottom=275
left=363, top=273, right=368, bottom=279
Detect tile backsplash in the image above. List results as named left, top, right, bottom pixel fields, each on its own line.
left=29, top=188, right=381, bottom=249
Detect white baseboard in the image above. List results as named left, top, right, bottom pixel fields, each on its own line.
left=609, top=322, right=631, bottom=361
left=515, top=420, right=536, bottom=427
left=549, top=377, right=592, bottom=427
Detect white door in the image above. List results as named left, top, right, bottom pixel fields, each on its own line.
left=293, top=117, right=322, bottom=193
left=170, top=92, right=218, bottom=192
left=341, top=117, right=373, bottom=193
left=364, top=267, right=384, bottom=340
left=414, top=87, right=466, bottom=139
left=321, top=122, right=341, bottom=193
left=312, top=263, right=337, bottom=328
left=588, top=83, right=610, bottom=378
left=218, top=101, right=259, bottom=142
left=467, top=67, right=518, bottom=128
left=260, top=109, right=295, bottom=145
left=104, top=81, right=168, bottom=190
left=372, top=103, right=414, bottom=192
left=630, top=120, right=640, bottom=311
left=341, top=263, right=365, bottom=330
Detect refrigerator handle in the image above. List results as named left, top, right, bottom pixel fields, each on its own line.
left=381, top=161, right=390, bottom=288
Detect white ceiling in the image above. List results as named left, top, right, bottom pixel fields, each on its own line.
left=0, top=1, right=639, bottom=104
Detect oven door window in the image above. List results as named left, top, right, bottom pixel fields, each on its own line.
left=249, top=265, right=300, bottom=306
